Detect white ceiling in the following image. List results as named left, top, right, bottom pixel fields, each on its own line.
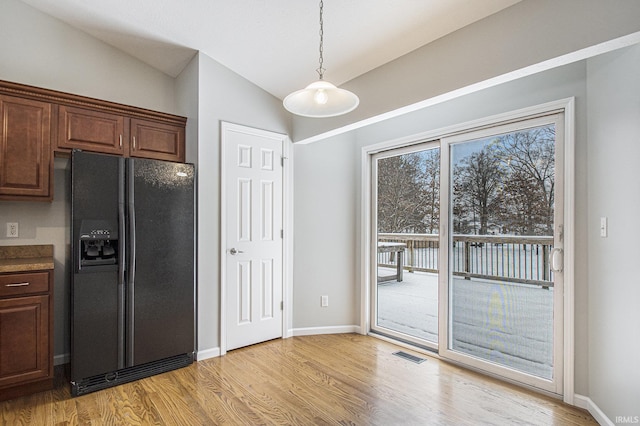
left=20, top=0, right=520, bottom=100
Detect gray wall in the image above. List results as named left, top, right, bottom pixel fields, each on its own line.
left=293, top=132, right=358, bottom=329
left=587, top=44, right=640, bottom=421
left=0, top=0, right=178, bottom=114
left=291, top=0, right=640, bottom=142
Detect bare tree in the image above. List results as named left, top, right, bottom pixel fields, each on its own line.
left=452, top=144, right=506, bottom=235
left=419, top=149, right=440, bottom=234
left=377, top=153, right=430, bottom=233
left=497, top=126, right=555, bottom=235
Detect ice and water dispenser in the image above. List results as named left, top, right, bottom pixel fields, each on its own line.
left=78, top=220, right=118, bottom=270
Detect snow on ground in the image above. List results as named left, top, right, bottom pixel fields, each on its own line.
left=376, top=270, right=553, bottom=379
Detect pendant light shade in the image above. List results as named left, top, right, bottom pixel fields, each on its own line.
left=283, top=0, right=359, bottom=118
left=283, top=80, right=359, bottom=118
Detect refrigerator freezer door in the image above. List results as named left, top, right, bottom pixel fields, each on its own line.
left=71, top=151, right=125, bottom=381
left=127, top=158, right=195, bottom=366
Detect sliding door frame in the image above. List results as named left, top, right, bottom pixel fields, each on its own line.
left=369, top=141, right=441, bottom=351
left=360, top=98, right=575, bottom=403
left=439, top=113, right=565, bottom=394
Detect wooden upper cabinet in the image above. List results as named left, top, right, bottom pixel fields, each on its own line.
left=57, top=105, right=126, bottom=155
left=0, top=79, right=188, bottom=202
left=57, top=106, right=185, bottom=163
left=130, top=118, right=185, bottom=163
left=0, top=95, right=52, bottom=201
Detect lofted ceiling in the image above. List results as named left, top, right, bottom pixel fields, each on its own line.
left=20, top=0, right=520, bottom=101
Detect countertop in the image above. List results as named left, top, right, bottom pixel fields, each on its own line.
left=0, top=245, right=55, bottom=273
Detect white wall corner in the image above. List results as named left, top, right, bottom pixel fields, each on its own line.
left=195, top=347, right=221, bottom=361
left=574, top=394, right=615, bottom=426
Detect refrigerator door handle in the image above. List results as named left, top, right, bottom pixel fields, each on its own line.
left=126, top=159, right=136, bottom=367
left=117, top=158, right=126, bottom=370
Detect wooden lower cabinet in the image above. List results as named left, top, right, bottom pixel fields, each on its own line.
left=0, top=95, right=52, bottom=201
left=0, top=271, right=53, bottom=401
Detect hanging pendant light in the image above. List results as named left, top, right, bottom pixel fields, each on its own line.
left=283, top=0, right=359, bottom=118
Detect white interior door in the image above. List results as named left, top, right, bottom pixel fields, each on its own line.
left=223, top=123, right=284, bottom=351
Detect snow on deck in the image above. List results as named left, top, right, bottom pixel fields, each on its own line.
left=376, top=269, right=553, bottom=379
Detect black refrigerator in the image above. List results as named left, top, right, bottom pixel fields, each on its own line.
left=70, top=150, right=195, bottom=396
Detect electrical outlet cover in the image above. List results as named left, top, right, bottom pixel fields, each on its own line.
left=7, top=222, right=19, bottom=238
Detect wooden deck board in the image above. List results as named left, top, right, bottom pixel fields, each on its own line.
left=0, top=334, right=597, bottom=425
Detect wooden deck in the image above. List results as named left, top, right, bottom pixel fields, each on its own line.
left=377, top=270, right=554, bottom=378
left=0, top=334, right=596, bottom=425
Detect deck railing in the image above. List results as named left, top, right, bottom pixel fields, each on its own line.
left=378, top=233, right=554, bottom=287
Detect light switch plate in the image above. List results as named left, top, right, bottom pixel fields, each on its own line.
left=600, top=217, right=607, bottom=238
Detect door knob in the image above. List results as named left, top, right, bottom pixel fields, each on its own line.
left=229, top=248, right=244, bottom=255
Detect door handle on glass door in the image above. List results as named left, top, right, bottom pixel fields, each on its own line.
left=229, top=248, right=244, bottom=255
left=550, top=248, right=563, bottom=273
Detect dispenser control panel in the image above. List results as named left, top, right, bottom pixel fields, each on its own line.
left=82, top=229, right=112, bottom=239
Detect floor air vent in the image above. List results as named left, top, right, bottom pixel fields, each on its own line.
left=393, top=351, right=426, bottom=364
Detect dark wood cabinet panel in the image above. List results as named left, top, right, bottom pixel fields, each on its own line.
left=0, top=269, right=53, bottom=401
left=131, top=118, right=185, bottom=163
left=0, top=295, right=50, bottom=388
left=0, top=95, right=51, bottom=201
left=57, top=105, right=126, bottom=155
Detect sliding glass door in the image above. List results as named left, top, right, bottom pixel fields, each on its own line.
left=371, top=142, right=440, bottom=349
left=368, top=110, right=566, bottom=394
left=439, top=114, right=564, bottom=393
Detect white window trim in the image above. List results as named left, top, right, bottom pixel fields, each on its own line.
left=360, top=98, right=575, bottom=404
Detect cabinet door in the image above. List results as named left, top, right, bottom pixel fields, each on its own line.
left=0, top=95, right=51, bottom=200
left=0, top=295, right=50, bottom=388
left=58, top=105, right=126, bottom=155
left=130, top=118, right=185, bottom=163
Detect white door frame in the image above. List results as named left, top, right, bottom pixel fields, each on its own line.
left=360, top=98, right=575, bottom=403
left=220, top=121, right=293, bottom=356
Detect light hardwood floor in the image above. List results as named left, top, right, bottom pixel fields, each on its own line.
left=1, top=334, right=596, bottom=425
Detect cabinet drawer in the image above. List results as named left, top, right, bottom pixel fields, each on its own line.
left=0, top=272, right=50, bottom=297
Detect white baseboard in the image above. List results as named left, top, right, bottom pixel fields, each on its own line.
left=195, top=347, right=221, bottom=361
left=291, top=325, right=361, bottom=336
left=574, top=394, right=614, bottom=426
left=54, top=353, right=69, bottom=366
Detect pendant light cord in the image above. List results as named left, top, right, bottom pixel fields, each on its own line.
left=316, top=0, right=325, bottom=80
